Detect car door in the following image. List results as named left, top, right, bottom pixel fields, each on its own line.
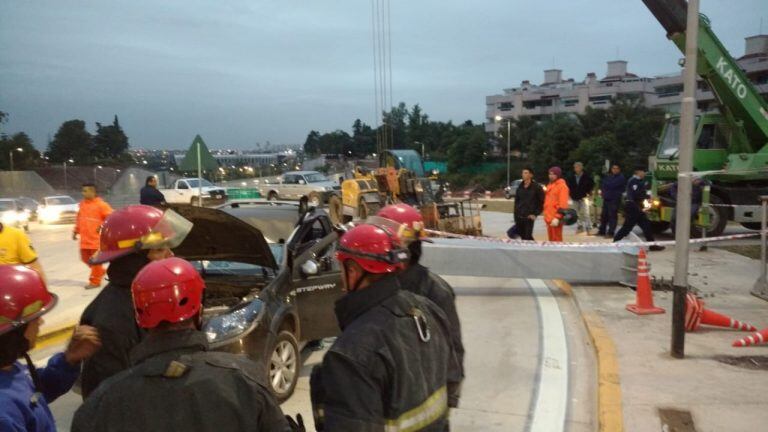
left=295, top=175, right=310, bottom=198
left=175, top=181, right=190, bottom=202
left=290, top=217, right=343, bottom=341
left=280, top=175, right=296, bottom=199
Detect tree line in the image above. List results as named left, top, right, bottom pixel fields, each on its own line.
left=0, top=111, right=132, bottom=170
left=303, top=96, right=665, bottom=188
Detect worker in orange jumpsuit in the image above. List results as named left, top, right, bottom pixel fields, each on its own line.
left=73, top=183, right=113, bottom=289
left=543, top=166, right=569, bottom=242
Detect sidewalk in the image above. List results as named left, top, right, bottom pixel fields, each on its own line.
left=572, top=246, right=768, bottom=431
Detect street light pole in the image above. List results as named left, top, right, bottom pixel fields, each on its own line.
left=9, top=147, right=23, bottom=172
left=506, top=120, right=511, bottom=188
left=494, top=115, right=512, bottom=187
left=671, top=0, right=699, bottom=359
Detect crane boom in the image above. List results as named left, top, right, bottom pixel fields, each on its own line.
left=642, top=0, right=768, bottom=152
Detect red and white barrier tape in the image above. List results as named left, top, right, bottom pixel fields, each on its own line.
left=424, top=228, right=761, bottom=249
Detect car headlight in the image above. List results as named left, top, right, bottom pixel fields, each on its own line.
left=643, top=199, right=652, bottom=211
left=204, top=299, right=264, bottom=344
left=652, top=199, right=661, bottom=208
left=39, top=207, right=60, bottom=220
left=325, top=186, right=333, bottom=191
left=1, top=212, right=17, bottom=224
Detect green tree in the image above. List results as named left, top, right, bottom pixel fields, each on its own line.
left=303, top=130, right=321, bottom=155
left=46, top=119, right=93, bottom=163
left=527, top=114, right=583, bottom=179
left=0, top=132, right=40, bottom=170
left=92, top=115, right=129, bottom=161
left=351, top=119, right=376, bottom=157
left=318, top=130, right=352, bottom=155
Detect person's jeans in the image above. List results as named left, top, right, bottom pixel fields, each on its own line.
left=573, top=198, right=591, bottom=231
left=613, top=202, right=655, bottom=242
left=599, top=199, right=620, bottom=235
left=514, top=216, right=535, bottom=240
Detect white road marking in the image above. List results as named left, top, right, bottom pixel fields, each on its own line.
left=527, top=278, right=569, bottom=432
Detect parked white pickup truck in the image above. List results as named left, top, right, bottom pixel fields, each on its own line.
left=163, top=178, right=228, bottom=206
left=260, top=171, right=340, bottom=207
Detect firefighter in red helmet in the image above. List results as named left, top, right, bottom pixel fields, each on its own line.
left=78, top=205, right=193, bottom=398
left=0, top=265, right=101, bottom=432
left=310, top=223, right=460, bottom=431
left=373, top=203, right=465, bottom=408
left=72, top=257, right=293, bottom=432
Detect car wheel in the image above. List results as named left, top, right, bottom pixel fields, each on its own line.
left=691, top=195, right=728, bottom=238
left=268, top=330, right=299, bottom=403
left=650, top=221, right=670, bottom=235
left=307, top=192, right=321, bottom=207
left=191, top=197, right=200, bottom=206
left=742, top=222, right=762, bottom=231
left=23, top=224, right=29, bottom=233
left=268, top=191, right=278, bottom=201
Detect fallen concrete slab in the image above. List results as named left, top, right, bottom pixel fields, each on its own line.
left=422, top=236, right=640, bottom=286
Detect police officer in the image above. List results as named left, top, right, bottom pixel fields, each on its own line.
left=613, top=166, right=665, bottom=251
left=71, top=257, right=293, bottom=432
left=373, top=203, right=464, bottom=408
left=311, top=223, right=460, bottom=431
left=0, top=265, right=101, bottom=432
left=78, top=205, right=193, bottom=398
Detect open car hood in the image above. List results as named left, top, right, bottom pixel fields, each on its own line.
left=171, top=205, right=278, bottom=269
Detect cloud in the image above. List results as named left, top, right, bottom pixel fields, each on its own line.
left=0, top=0, right=763, bottom=150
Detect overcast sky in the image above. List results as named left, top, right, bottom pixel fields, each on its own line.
left=0, top=0, right=764, bottom=151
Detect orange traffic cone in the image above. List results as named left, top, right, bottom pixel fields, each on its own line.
left=732, top=328, right=768, bottom=347
left=685, top=292, right=756, bottom=332
left=626, top=249, right=665, bottom=315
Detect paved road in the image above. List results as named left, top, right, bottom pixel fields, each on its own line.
left=26, top=217, right=596, bottom=431
left=32, top=278, right=595, bottom=431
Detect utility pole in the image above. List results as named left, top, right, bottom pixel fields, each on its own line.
left=506, top=120, right=511, bottom=188
left=671, top=0, right=699, bottom=359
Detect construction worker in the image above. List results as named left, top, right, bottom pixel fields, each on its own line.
left=311, top=223, right=459, bottom=431
left=0, top=265, right=101, bottom=432
left=374, top=203, right=464, bottom=408
left=78, top=205, right=193, bottom=398
left=73, top=183, right=113, bottom=289
left=0, top=221, right=45, bottom=279
left=613, top=166, right=665, bottom=251
left=544, top=166, right=570, bottom=242
left=71, top=257, right=293, bottom=432
left=567, top=162, right=595, bottom=235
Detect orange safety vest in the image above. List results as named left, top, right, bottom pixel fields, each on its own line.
left=75, top=197, right=113, bottom=250
left=543, top=178, right=569, bottom=224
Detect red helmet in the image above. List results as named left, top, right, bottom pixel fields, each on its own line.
left=131, top=257, right=205, bottom=328
left=371, top=203, right=426, bottom=244
left=336, top=224, right=409, bottom=274
left=0, top=266, right=57, bottom=336
left=91, top=205, right=193, bottom=264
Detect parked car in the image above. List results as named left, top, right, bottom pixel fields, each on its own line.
left=171, top=201, right=343, bottom=402
left=162, top=178, right=228, bottom=206
left=0, top=199, right=30, bottom=232
left=261, top=171, right=340, bottom=207
left=16, top=197, right=39, bottom=221
left=38, top=195, right=79, bottom=224
left=504, top=179, right=522, bottom=200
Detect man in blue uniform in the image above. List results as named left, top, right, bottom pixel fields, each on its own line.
left=597, top=163, right=626, bottom=238
left=613, top=166, right=665, bottom=251
left=0, top=265, right=101, bottom=432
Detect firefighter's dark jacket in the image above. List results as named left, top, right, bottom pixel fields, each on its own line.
left=311, top=274, right=460, bottom=432
left=398, top=262, right=465, bottom=400
left=78, top=253, right=148, bottom=398
left=71, top=329, right=291, bottom=432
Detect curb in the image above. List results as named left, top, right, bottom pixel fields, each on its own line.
left=34, top=322, right=77, bottom=352
left=560, top=280, right=625, bottom=432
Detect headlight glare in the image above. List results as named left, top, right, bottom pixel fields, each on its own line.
left=204, top=300, right=263, bottom=344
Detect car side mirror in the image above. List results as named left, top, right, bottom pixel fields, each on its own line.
left=300, top=259, right=319, bottom=277
left=298, top=179, right=306, bottom=185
